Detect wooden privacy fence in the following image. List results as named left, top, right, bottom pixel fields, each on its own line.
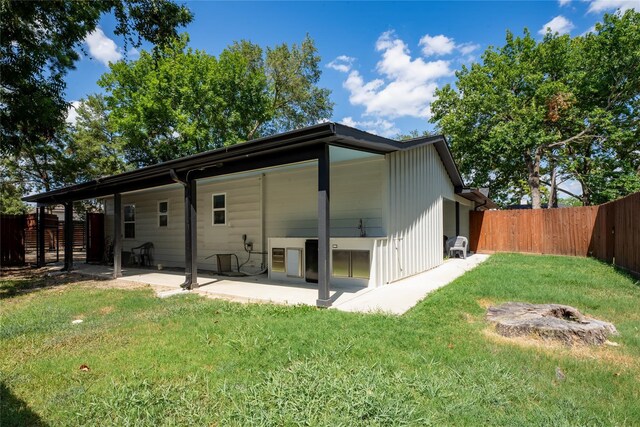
left=1, top=213, right=89, bottom=267
left=1, top=215, right=26, bottom=266
left=470, top=192, right=640, bottom=276
left=24, top=215, right=85, bottom=253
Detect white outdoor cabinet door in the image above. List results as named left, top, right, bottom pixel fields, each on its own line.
left=286, top=248, right=303, bottom=277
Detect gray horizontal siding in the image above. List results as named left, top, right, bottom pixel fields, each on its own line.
left=264, top=157, right=385, bottom=238
left=103, top=156, right=386, bottom=273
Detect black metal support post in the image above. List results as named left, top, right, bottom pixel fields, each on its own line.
left=316, top=144, right=331, bottom=307
left=63, top=202, right=74, bottom=271
left=113, top=193, right=122, bottom=278
left=56, top=222, right=59, bottom=262
left=183, top=179, right=198, bottom=289
left=37, top=205, right=46, bottom=267
left=455, top=201, right=460, bottom=236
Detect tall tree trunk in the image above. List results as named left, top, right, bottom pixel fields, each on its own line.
left=568, top=143, right=593, bottom=206
left=549, top=163, right=558, bottom=208
left=524, top=148, right=542, bottom=209
left=578, top=179, right=592, bottom=206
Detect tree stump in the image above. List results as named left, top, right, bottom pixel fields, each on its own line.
left=486, top=302, right=617, bottom=345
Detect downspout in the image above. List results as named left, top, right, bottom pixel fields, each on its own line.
left=474, top=200, right=488, bottom=211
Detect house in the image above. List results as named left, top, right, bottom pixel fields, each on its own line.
left=23, top=123, right=495, bottom=307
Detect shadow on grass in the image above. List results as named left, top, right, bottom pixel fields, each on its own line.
left=614, top=265, right=640, bottom=288
left=0, top=268, right=91, bottom=300
left=0, top=382, right=48, bottom=426
left=587, top=257, right=640, bottom=288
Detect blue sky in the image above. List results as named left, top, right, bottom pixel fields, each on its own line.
left=66, top=0, right=635, bottom=138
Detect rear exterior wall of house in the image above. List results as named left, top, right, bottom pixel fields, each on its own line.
left=103, top=144, right=465, bottom=285
left=104, top=157, right=385, bottom=273
left=372, top=144, right=456, bottom=285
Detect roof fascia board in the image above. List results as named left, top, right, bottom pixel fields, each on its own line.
left=23, top=126, right=337, bottom=204
left=23, top=122, right=470, bottom=205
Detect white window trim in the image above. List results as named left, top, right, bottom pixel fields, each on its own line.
left=123, top=203, right=136, bottom=239
left=212, top=193, right=227, bottom=226
left=157, top=200, right=169, bottom=227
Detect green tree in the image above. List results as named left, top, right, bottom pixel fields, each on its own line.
left=99, top=35, right=333, bottom=166
left=431, top=11, right=640, bottom=208
left=561, top=12, right=640, bottom=204
left=0, top=0, right=192, bottom=155
left=66, top=95, right=128, bottom=182
left=0, top=0, right=192, bottom=209
left=396, top=130, right=436, bottom=141
left=0, top=159, right=28, bottom=214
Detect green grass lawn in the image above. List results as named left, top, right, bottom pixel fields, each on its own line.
left=1, top=253, right=639, bottom=426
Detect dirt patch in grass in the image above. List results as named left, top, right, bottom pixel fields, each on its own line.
left=476, top=298, right=495, bottom=309
left=1, top=267, right=156, bottom=301
left=99, top=306, right=115, bottom=315
left=482, top=327, right=637, bottom=369
left=462, top=312, right=477, bottom=323
left=85, top=279, right=151, bottom=291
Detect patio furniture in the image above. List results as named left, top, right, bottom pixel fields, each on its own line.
left=131, top=242, right=154, bottom=267
left=448, top=236, right=468, bottom=259
left=122, top=251, right=132, bottom=266
left=215, top=253, right=245, bottom=277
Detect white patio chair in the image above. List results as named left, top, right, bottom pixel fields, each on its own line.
left=448, top=236, right=468, bottom=259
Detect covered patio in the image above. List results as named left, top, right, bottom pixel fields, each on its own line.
left=24, top=123, right=495, bottom=308
left=72, top=263, right=367, bottom=306
left=24, top=123, right=460, bottom=307
left=70, top=254, right=490, bottom=314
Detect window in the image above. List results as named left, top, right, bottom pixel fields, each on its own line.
left=158, top=200, right=168, bottom=227
left=212, top=193, right=226, bottom=225
left=124, top=204, right=136, bottom=239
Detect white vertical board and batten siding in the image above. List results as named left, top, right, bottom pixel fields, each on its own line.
left=382, top=144, right=455, bottom=284
left=455, top=196, right=473, bottom=239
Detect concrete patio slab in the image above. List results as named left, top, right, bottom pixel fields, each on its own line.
left=71, top=264, right=367, bottom=306
left=332, top=254, right=490, bottom=314
left=70, top=254, right=489, bottom=314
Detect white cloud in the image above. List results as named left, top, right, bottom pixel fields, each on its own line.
left=559, top=179, right=582, bottom=196
left=558, top=0, right=571, bottom=6
left=327, top=55, right=355, bottom=73
left=581, top=24, right=597, bottom=36
left=457, top=42, right=480, bottom=55
left=340, top=117, right=400, bottom=138
left=337, top=30, right=482, bottom=133
left=66, top=101, right=81, bottom=125
left=127, top=47, right=140, bottom=59
left=85, top=27, right=122, bottom=66
left=588, top=0, right=637, bottom=13
left=419, top=34, right=456, bottom=56
left=340, top=31, right=452, bottom=119
left=538, top=15, right=575, bottom=35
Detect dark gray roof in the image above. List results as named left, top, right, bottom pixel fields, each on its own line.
left=23, top=122, right=484, bottom=205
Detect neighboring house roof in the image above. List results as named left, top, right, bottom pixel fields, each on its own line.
left=23, top=122, right=494, bottom=209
